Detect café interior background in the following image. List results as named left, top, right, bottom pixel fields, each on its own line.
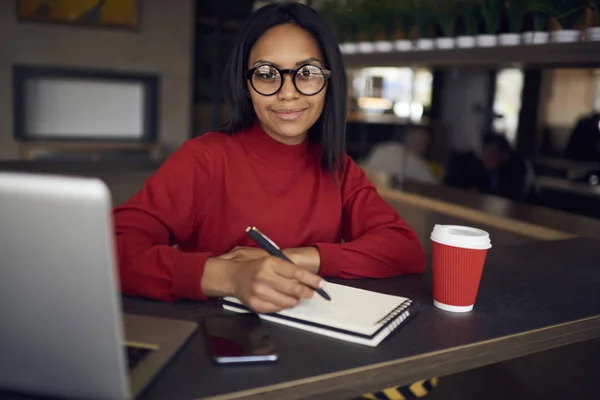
left=1, top=0, right=599, bottom=218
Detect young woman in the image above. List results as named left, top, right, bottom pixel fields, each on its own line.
left=113, top=3, right=425, bottom=314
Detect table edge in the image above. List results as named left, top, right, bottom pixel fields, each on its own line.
left=198, top=315, right=600, bottom=400
left=378, top=188, right=576, bottom=241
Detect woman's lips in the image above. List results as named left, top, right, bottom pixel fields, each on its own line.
left=271, top=108, right=307, bottom=121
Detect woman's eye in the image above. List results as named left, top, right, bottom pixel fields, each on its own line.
left=255, top=67, right=278, bottom=80
left=298, top=66, right=319, bottom=79
left=258, top=72, right=275, bottom=79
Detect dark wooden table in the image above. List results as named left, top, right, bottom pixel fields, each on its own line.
left=112, top=238, right=600, bottom=400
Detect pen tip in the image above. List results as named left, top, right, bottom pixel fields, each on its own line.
left=245, top=226, right=251, bottom=232
left=317, top=289, right=331, bottom=301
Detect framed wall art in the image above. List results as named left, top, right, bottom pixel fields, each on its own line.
left=16, top=0, right=139, bottom=29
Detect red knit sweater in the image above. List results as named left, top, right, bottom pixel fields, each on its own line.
left=113, top=123, right=425, bottom=301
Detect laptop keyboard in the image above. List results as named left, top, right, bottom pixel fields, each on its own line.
left=125, top=345, right=154, bottom=371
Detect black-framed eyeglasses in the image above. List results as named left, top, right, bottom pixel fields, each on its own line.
left=245, top=63, right=332, bottom=96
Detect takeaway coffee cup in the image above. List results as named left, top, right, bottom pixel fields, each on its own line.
left=430, top=225, right=492, bottom=312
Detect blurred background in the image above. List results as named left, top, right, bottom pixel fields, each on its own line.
left=1, top=0, right=599, bottom=217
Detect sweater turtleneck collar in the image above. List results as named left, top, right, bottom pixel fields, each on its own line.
left=237, top=121, right=314, bottom=169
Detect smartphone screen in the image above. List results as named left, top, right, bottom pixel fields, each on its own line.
left=203, top=313, right=279, bottom=364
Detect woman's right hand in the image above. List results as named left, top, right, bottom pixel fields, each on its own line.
left=230, top=256, right=325, bottom=313
left=201, top=254, right=326, bottom=314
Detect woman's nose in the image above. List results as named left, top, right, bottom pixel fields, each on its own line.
left=278, top=74, right=299, bottom=100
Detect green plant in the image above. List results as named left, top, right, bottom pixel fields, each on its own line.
left=353, top=0, right=377, bottom=41
left=316, top=0, right=344, bottom=41
left=371, top=0, right=397, bottom=40
left=437, top=0, right=461, bottom=37
left=333, top=6, right=359, bottom=43
left=481, top=0, right=506, bottom=34
left=506, top=0, right=526, bottom=33
left=396, top=0, right=415, bottom=39
left=546, top=0, right=589, bottom=30
left=319, top=4, right=358, bottom=43
left=521, top=0, right=552, bottom=31
left=594, top=0, right=600, bottom=27
left=461, top=0, right=481, bottom=36
left=412, top=0, right=436, bottom=39
left=532, top=12, right=549, bottom=31
left=350, top=0, right=399, bottom=41
left=456, top=0, right=481, bottom=36
left=548, top=0, right=589, bottom=29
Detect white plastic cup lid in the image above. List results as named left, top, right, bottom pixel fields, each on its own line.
left=430, top=224, right=492, bottom=250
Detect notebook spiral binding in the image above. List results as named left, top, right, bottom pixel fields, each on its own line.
left=375, top=299, right=420, bottom=327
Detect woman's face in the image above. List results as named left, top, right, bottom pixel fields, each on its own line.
left=247, top=23, right=327, bottom=145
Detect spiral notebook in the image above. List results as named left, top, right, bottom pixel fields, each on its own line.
left=221, top=283, right=419, bottom=347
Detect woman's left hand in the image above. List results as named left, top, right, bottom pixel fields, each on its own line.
left=283, top=247, right=321, bottom=274
left=218, top=246, right=321, bottom=274
left=217, top=246, right=269, bottom=261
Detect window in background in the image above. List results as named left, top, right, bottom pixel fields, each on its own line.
left=540, top=68, right=599, bottom=153
left=492, top=68, right=524, bottom=145
left=351, top=67, right=432, bottom=122
left=593, top=70, right=600, bottom=112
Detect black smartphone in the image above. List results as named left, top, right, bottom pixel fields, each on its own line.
left=203, top=313, right=279, bottom=364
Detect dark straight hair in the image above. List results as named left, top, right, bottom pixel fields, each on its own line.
left=219, top=2, right=347, bottom=178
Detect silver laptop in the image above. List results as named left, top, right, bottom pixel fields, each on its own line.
left=0, top=172, right=197, bottom=400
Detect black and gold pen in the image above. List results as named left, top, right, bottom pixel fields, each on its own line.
left=246, top=226, right=331, bottom=301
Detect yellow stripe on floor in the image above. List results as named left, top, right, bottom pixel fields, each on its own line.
left=381, top=387, right=406, bottom=400
left=361, top=377, right=439, bottom=399
left=361, top=393, right=377, bottom=400
left=409, top=380, right=429, bottom=397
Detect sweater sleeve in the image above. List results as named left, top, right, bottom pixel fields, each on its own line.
left=315, top=156, right=426, bottom=278
left=112, top=141, right=214, bottom=302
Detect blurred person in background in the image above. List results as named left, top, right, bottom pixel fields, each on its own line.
left=362, top=126, right=438, bottom=187
left=564, top=112, right=600, bottom=162
left=444, top=132, right=529, bottom=201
